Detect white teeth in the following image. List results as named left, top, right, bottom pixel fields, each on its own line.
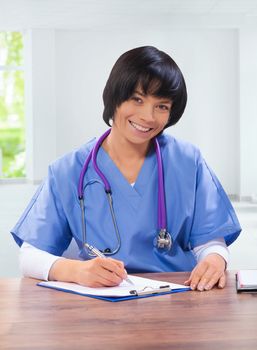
left=130, top=121, right=151, bottom=132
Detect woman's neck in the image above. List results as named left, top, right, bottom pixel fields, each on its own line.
left=102, top=127, right=151, bottom=184
left=102, top=127, right=150, bottom=162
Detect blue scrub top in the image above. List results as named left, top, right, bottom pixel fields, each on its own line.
left=11, top=133, right=241, bottom=273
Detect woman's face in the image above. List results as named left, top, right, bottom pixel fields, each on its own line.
left=112, top=89, right=172, bottom=146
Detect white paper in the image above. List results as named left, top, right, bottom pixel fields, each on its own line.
left=38, top=274, right=188, bottom=297
left=238, top=270, right=257, bottom=288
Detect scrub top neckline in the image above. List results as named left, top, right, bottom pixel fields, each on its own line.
left=97, top=144, right=157, bottom=201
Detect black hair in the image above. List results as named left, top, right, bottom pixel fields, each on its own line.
left=102, top=46, right=187, bottom=129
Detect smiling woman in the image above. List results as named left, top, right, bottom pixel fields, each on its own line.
left=11, top=46, right=241, bottom=292
left=102, top=46, right=187, bottom=129
left=108, top=93, right=171, bottom=145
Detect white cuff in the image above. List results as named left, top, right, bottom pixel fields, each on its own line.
left=193, top=237, right=229, bottom=265
left=19, top=242, right=64, bottom=281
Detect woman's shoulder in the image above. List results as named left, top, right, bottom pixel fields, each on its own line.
left=158, top=132, right=201, bottom=161
left=49, top=137, right=97, bottom=176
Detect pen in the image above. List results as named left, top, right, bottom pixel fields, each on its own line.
left=85, top=243, right=134, bottom=285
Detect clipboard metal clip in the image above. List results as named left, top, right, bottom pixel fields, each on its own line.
left=129, top=285, right=171, bottom=296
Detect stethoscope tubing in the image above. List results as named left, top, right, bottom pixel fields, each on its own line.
left=77, top=128, right=171, bottom=254
left=154, top=138, right=166, bottom=230
left=78, top=129, right=167, bottom=229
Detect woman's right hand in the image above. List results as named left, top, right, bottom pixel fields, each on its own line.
left=49, top=257, right=128, bottom=288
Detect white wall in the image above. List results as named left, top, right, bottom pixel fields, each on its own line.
left=24, top=29, right=56, bottom=182
left=239, top=28, right=257, bottom=200
left=23, top=25, right=257, bottom=199
left=1, top=3, right=257, bottom=278
left=55, top=28, right=239, bottom=195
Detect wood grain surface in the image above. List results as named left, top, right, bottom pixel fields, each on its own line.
left=1, top=271, right=257, bottom=350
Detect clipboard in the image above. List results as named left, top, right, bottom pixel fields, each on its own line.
left=37, top=275, right=190, bottom=302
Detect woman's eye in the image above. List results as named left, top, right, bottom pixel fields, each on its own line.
left=131, top=96, right=143, bottom=103
left=158, top=104, right=170, bottom=111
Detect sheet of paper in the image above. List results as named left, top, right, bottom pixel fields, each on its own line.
left=38, top=275, right=188, bottom=297
left=237, top=270, right=257, bottom=288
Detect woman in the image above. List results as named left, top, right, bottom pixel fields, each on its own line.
left=11, top=46, right=241, bottom=291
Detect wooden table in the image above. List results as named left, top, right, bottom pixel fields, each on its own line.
left=0, top=271, right=257, bottom=349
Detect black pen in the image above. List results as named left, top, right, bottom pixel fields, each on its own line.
left=85, top=243, right=134, bottom=285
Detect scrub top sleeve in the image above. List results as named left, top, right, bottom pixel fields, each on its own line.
left=189, top=155, right=241, bottom=249
left=11, top=165, right=73, bottom=256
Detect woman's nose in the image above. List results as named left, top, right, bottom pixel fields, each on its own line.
left=139, top=104, right=155, bottom=122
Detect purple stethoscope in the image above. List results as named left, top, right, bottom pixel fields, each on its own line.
left=78, top=129, right=172, bottom=256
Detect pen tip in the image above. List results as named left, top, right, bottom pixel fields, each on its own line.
left=126, top=278, right=134, bottom=285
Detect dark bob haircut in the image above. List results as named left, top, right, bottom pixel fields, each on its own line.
left=102, top=46, right=187, bottom=129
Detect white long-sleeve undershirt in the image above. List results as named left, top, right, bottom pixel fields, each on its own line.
left=19, top=238, right=229, bottom=281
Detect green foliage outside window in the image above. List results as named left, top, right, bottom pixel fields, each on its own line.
left=0, top=32, right=25, bottom=178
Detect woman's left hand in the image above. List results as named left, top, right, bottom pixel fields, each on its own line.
left=184, top=253, right=226, bottom=291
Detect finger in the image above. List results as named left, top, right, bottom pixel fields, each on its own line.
left=86, top=275, right=120, bottom=288
left=92, top=270, right=122, bottom=287
left=100, top=258, right=127, bottom=279
left=218, top=273, right=226, bottom=289
left=108, top=258, right=125, bottom=269
left=108, top=258, right=128, bottom=278
left=85, top=263, right=124, bottom=287
left=77, top=269, right=119, bottom=288
left=197, top=265, right=227, bottom=291
left=188, top=262, right=209, bottom=290
left=97, top=258, right=127, bottom=285
left=197, top=268, right=220, bottom=291
left=92, top=260, right=124, bottom=285
left=100, top=268, right=124, bottom=285
left=202, top=271, right=226, bottom=291
left=78, top=258, right=124, bottom=287
left=184, top=272, right=194, bottom=286
left=196, top=255, right=227, bottom=291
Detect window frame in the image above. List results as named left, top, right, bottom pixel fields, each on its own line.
left=0, top=31, right=26, bottom=181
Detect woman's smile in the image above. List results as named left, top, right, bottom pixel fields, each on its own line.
left=129, top=120, right=153, bottom=133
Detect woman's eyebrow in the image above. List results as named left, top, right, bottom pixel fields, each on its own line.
left=134, top=90, right=145, bottom=96
left=159, top=99, right=172, bottom=104
left=134, top=90, right=172, bottom=104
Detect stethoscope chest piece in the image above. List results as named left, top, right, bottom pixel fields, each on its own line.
left=156, top=229, right=172, bottom=251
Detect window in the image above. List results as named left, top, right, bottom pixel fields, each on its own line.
left=0, top=32, right=25, bottom=178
